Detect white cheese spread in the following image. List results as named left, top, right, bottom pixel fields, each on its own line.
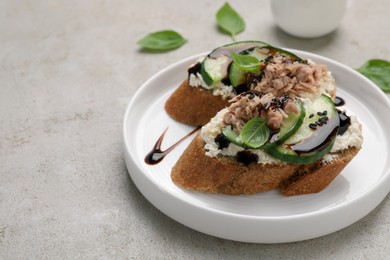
left=189, top=73, right=235, bottom=100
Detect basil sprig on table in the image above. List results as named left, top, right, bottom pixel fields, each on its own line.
left=137, top=2, right=244, bottom=50
left=137, top=30, right=187, bottom=51
left=357, top=59, right=390, bottom=93
left=230, top=51, right=261, bottom=74
left=216, top=3, right=245, bottom=41
left=239, top=118, right=270, bottom=149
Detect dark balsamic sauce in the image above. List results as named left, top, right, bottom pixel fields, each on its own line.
left=221, top=77, right=232, bottom=86
left=214, top=133, right=230, bottom=149
left=247, top=72, right=263, bottom=86
left=337, top=110, right=351, bottom=136
left=234, top=84, right=250, bottom=95
left=187, top=62, right=201, bottom=75
left=292, top=116, right=339, bottom=154
left=145, top=127, right=201, bottom=165
left=241, top=47, right=255, bottom=55
left=293, top=127, right=339, bottom=155
left=333, top=96, right=351, bottom=135
left=236, top=151, right=258, bottom=166
left=333, top=96, right=345, bottom=107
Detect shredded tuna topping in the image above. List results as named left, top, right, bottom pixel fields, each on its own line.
left=223, top=91, right=298, bottom=131
left=252, top=55, right=328, bottom=99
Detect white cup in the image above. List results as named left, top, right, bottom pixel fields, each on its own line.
left=270, top=0, right=348, bottom=38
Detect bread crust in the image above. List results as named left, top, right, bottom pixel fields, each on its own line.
left=280, top=147, right=360, bottom=195
left=171, top=134, right=360, bottom=196
left=165, top=80, right=230, bottom=126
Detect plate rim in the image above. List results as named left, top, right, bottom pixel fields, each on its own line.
left=123, top=49, right=390, bottom=242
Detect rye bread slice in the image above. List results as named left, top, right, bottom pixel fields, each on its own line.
left=165, top=80, right=229, bottom=126
left=171, top=134, right=360, bottom=196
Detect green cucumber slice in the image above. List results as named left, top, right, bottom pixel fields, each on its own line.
left=207, top=41, right=269, bottom=59
left=242, top=46, right=302, bottom=62
left=229, top=62, right=247, bottom=87
left=228, top=45, right=303, bottom=88
left=267, top=136, right=336, bottom=164
left=228, top=52, right=262, bottom=87
left=227, top=47, right=267, bottom=88
left=201, top=55, right=230, bottom=86
left=267, top=94, right=340, bottom=164
left=241, top=47, right=270, bottom=61
left=267, top=46, right=302, bottom=62
left=201, top=41, right=269, bottom=86
left=266, top=99, right=305, bottom=147
left=221, top=125, right=244, bottom=146
left=284, top=95, right=337, bottom=145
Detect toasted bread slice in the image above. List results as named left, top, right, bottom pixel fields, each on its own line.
left=165, top=80, right=230, bottom=126
left=171, top=134, right=360, bottom=196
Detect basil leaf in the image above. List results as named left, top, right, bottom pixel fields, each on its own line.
left=230, top=51, right=260, bottom=74
left=137, top=30, right=187, bottom=51
left=239, top=118, right=270, bottom=149
left=357, top=59, right=390, bottom=93
left=216, top=3, right=245, bottom=41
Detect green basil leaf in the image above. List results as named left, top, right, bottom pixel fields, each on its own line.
left=137, top=30, right=187, bottom=51
left=230, top=51, right=260, bottom=73
left=357, top=59, right=390, bottom=93
left=216, top=3, right=245, bottom=41
left=239, top=118, right=270, bottom=149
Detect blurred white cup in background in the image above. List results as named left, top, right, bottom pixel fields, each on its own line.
left=270, top=0, right=348, bottom=38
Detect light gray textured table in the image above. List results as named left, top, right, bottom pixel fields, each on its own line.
left=1, top=0, right=389, bottom=259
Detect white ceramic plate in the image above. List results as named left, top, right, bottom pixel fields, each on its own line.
left=123, top=50, right=390, bottom=243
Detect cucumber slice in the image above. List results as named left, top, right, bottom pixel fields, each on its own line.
left=228, top=47, right=266, bottom=88
left=201, top=55, right=230, bottom=86
left=228, top=45, right=303, bottom=88
left=266, top=99, right=305, bottom=147
left=267, top=46, right=302, bottom=62
left=208, top=41, right=269, bottom=59
left=267, top=136, right=336, bottom=165
left=201, top=41, right=269, bottom=86
left=242, top=46, right=302, bottom=62
left=229, top=62, right=247, bottom=87
left=267, top=94, right=340, bottom=164
left=284, top=95, right=337, bottom=145
left=242, top=47, right=270, bottom=61
left=221, top=125, right=244, bottom=147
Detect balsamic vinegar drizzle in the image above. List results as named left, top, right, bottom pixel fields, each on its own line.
left=187, top=62, right=201, bottom=75
left=292, top=116, right=339, bottom=154
left=333, top=96, right=345, bottom=107
left=145, top=127, right=201, bottom=165
left=337, top=110, right=351, bottom=136
left=333, top=96, right=351, bottom=136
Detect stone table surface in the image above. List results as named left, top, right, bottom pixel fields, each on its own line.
left=1, top=0, right=390, bottom=259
